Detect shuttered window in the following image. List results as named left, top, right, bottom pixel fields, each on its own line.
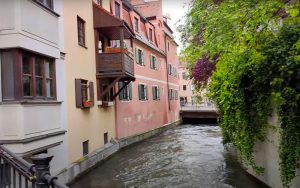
left=169, top=89, right=174, bottom=100
left=135, top=48, right=145, bottom=66
left=138, top=84, right=148, bottom=101
left=150, top=55, right=157, bottom=70
left=75, top=79, right=94, bottom=108
left=118, top=82, right=132, bottom=100
left=152, top=86, right=160, bottom=101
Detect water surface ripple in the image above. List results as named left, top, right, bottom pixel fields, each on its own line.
left=71, top=125, right=267, bottom=188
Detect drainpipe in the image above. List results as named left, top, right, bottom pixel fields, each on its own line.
left=164, top=34, right=171, bottom=111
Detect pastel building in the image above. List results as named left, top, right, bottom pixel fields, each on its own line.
left=0, top=0, right=67, bottom=173
left=63, top=0, right=117, bottom=165
left=178, top=62, right=195, bottom=105
left=110, top=0, right=180, bottom=139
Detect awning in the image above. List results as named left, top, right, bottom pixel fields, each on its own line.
left=93, top=3, right=135, bottom=40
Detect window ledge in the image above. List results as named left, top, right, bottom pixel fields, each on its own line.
left=0, top=100, right=63, bottom=105
left=31, top=0, right=60, bottom=17
left=101, top=101, right=114, bottom=107
left=78, top=43, right=88, bottom=49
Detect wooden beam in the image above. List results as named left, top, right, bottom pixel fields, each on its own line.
left=100, top=77, right=120, bottom=99
left=112, top=81, right=130, bottom=100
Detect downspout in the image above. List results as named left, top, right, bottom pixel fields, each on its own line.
left=164, top=34, right=171, bottom=111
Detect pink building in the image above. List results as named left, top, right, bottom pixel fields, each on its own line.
left=178, top=62, right=195, bottom=105
left=109, top=0, right=180, bottom=139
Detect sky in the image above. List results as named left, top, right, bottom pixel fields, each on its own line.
left=162, top=0, right=191, bottom=52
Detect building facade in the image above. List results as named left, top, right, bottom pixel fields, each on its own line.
left=0, top=0, right=67, bottom=173
left=110, top=0, right=180, bottom=139
left=63, top=0, right=117, bottom=164
left=0, top=0, right=180, bottom=180
left=178, top=62, right=195, bottom=105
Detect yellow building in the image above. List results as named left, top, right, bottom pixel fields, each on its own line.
left=63, top=0, right=116, bottom=164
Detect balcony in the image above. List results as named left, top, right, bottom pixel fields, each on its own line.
left=96, top=51, right=134, bottom=80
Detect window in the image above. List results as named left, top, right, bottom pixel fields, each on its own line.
left=152, top=86, right=160, bottom=101
left=96, top=0, right=102, bottom=6
left=135, top=48, right=145, bottom=65
left=82, top=140, right=89, bottom=156
left=168, top=64, right=172, bottom=75
left=149, top=28, right=153, bottom=41
left=118, top=82, right=132, bottom=100
left=115, top=2, right=121, bottom=18
left=168, top=42, right=170, bottom=51
left=175, top=90, right=178, bottom=100
left=168, top=89, right=174, bottom=100
left=1, top=49, right=56, bottom=101
left=138, top=84, right=148, bottom=101
left=183, top=85, right=187, bottom=91
left=36, top=0, right=53, bottom=10
left=75, top=79, right=94, bottom=108
left=150, top=55, right=157, bottom=70
left=134, top=17, right=139, bottom=32
left=182, top=72, right=188, bottom=80
left=104, top=133, right=108, bottom=144
left=77, top=16, right=86, bottom=46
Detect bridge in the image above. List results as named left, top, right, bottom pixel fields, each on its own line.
left=180, top=103, right=218, bottom=124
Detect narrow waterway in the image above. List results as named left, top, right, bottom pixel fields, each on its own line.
left=71, top=125, right=266, bottom=188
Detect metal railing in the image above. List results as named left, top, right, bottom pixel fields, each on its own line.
left=180, top=102, right=217, bottom=112
left=0, top=145, right=68, bottom=188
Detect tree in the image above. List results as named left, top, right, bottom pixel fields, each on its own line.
left=178, top=0, right=300, bottom=186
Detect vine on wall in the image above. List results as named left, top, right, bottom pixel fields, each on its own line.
left=178, top=0, right=300, bottom=186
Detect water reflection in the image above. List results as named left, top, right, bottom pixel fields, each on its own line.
left=71, top=125, right=267, bottom=188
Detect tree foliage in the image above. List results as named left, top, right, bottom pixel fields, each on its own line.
left=178, top=0, right=300, bottom=186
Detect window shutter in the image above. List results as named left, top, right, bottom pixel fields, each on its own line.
left=118, top=82, right=123, bottom=100
left=158, top=87, right=160, bottom=100
left=89, top=82, right=94, bottom=106
left=135, top=48, right=139, bottom=64
left=75, top=79, right=83, bottom=108
left=129, top=83, right=132, bottom=100
left=145, top=86, right=148, bottom=100
left=154, top=57, right=157, bottom=70
left=141, top=51, right=145, bottom=65
left=152, top=86, right=155, bottom=100
left=138, top=84, right=142, bottom=100
left=150, top=56, right=153, bottom=69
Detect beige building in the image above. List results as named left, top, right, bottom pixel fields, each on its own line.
left=63, top=0, right=116, bottom=164
left=178, top=62, right=195, bottom=105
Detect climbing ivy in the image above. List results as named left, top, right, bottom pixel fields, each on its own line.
left=178, top=0, right=300, bottom=186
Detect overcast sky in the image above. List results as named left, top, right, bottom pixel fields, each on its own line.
left=162, top=0, right=190, bottom=52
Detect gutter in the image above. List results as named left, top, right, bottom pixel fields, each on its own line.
left=164, top=34, right=171, bottom=111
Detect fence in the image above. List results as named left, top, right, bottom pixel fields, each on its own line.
left=0, top=145, right=68, bottom=188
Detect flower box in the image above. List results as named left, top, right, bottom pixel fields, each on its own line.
left=83, top=101, right=93, bottom=108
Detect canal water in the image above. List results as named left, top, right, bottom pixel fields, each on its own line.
left=71, top=125, right=266, bottom=188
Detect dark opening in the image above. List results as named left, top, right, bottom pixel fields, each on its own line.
left=104, top=132, right=108, bottom=144
left=83, top=140, right=89, bottom=156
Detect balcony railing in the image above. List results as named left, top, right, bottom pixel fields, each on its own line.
left=0, top=145, right=68, bottom=188
left=96, top=51, right=134, bottom=79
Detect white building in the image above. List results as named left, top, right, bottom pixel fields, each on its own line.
left=0, top=0, right=67, bottom=174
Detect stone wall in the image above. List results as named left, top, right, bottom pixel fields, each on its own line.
left=246, top=113, right=300, bottom=188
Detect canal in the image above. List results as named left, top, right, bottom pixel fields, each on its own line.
left=71, top=124, right=266, bottom=188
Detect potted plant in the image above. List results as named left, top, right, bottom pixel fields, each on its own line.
left=83, top=101, right=93, bottom=108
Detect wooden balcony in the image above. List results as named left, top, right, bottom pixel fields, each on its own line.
left=96, top=51, right=135, bottom=80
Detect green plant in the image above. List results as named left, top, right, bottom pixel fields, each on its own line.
left=178, top=0, right=300, bottom=186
